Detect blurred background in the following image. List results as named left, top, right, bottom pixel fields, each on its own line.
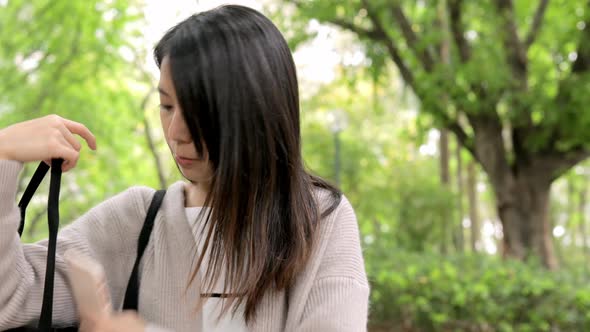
left=2, top=0, right=590, bottom=330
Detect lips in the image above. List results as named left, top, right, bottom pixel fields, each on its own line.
left=175, top=155, right=198, bottom=167
left=176, top=155, right=198, bottom=160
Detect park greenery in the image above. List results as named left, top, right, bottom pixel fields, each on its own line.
left=1, top=0, right=590, bottom=330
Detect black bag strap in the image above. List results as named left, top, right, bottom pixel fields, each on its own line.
left=38, top=159, right=63, bottom=331
left=18, top=162, right=164, bottom=327
left=17, top=160, right=63, bottom=332
left=122, top=189, right=166, bottom=310
left=18, top=162, right=50, bottom=236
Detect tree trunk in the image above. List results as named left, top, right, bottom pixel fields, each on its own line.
left=439, top=135, right=450, bottom=184
left=437, top=0, right=452, bottom=254
left=495, top=174, right=558, bottom=269
left=455, top=142, right=464, bottom=252
left=467, top=161, right=480, bottom=252
left=579, top=184, right=588, bottom=272
left=439, top=129, right=451, bottom=254
left=469, top=115, right=559, bottom=268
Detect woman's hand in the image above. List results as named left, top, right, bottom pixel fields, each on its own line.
left=80, top=311, right=146, bottom=332
left=0, top=114, right=96, bottom=171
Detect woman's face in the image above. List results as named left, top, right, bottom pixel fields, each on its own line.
left=158, top=56, right=213, bottom=183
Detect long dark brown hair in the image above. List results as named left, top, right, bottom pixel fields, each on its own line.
left=154, top=5, right=341, bottom=323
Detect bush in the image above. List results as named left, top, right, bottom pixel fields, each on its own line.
left=368, top=251, right=590, bottom=331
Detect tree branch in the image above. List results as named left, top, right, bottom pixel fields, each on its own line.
left=572, top=7, right=590, bottom=74
left=493, top=0, right=537, bottom=162
left=465, top=112, right=512, bottom=189
left=548, top=5, right=590, bottom=151
left=328, top=18, right=384, bottom=40
left=389, top=3, right=436, bottom=71
left=1, top=49, right=52, bottom=96
left=286, top=0, right=382, bottom=39
left=129, top=46, right=169, bottom=190
left=28, top=22, right=82, bottom=114
left=140, top=86, right=168, bottom=190
left=447, top=119, right=477, bottom=162
left=448, top=0, right=471, bottom=62
left=290, top=0, right=418, bottom=90
left=525, top=0, right=550, bottom=48
left=366, top=0, right=476, bottom=162
left=359, top=0, right=416, bottom=90
left=512, top=126, right=534, bottom=167
left=541, top=147, right=590, bottom=181
left=493, top=0, right=528, bottom=83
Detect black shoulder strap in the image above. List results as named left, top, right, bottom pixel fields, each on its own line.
left=122, top=189, right=166, bottom=310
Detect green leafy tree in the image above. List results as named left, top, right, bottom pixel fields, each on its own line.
left=281, top=0, right=590, bottom=268
left=298, top=61, right=457, bottom=254
left=0, top=0, right=171, bottom=240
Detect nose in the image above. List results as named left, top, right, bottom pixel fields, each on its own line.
left=168, top=109, right=192, bottom=144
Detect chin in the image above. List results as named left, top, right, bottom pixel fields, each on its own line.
left=180, top=170, right=208, bottom=183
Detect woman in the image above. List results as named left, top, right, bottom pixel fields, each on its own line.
left=0, top=5, right=369, bottom=332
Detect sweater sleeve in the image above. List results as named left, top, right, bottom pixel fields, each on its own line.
left=145, top=323, right=175, bottom=332
left=296, top=196, right=370, bottom=331
left=0, top=160, right=153, bottom=329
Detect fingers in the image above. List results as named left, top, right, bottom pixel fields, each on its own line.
left=61, top=118, right=97, bottom=150
left=54, top=137, right=79, bottom=172
left=119, top=310, right=140, bottom=317
left=58, top=125, right=82, bottom=152
left=44, top=134, right=79, bottom=172
left=45, top=115, right=96, bottom=172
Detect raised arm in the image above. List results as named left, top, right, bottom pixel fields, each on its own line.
left=0, top=159, right=153, bottom=328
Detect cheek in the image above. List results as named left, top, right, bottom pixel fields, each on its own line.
left=185, top=162, right=214, bottom=179
left=160, top=113, right=171, bottom=137
left=197, top=162, right=213, bottom=176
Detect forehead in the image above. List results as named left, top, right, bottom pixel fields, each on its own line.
left=158, top=57, right=174, bottom=92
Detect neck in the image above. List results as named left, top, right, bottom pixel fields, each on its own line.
left=184, top=181, right=210, bottom=207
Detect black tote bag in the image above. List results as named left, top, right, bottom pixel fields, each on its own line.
left=5, top=159, right=166, bottom=332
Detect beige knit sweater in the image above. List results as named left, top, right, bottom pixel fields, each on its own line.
left=0, top=160, right=369, bottom=331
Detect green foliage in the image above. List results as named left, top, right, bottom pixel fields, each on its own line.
left=389, top=160, right=456, bottom=252
left=550, top=164, right=590, bottom=273
left=280, top=0, right=590, bottom=269
left=2, top=1, right=589, bottom=330
left=369, top=251, right=590, bottom=331
left=264, top=2, right=318, bottom=51
left=283, top=0, right=590, bottom=149
left=0, top=0, right=170, bottom=241
left=299, top=62, right=458, bottom=253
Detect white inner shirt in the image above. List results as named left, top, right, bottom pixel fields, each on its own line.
left=185, top=207, right=247, bottom=332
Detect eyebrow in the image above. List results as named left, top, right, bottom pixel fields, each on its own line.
left=158, top=87, right=171, bottom=97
